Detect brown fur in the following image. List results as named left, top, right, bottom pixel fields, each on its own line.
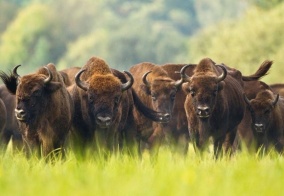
left=70, top=57, right=168, bottom=155
left=59, top=66, right=81, bottom=87
left=0, top=85, right=22, bottom=148
left=130, top=62, right=189, bottom=155
left=270, top=83, right=284, bottom=97
left=2, top=63, right=73, bottom=157
left=0, top=98, right=7, bottom=148
left=243, top=89, right=284, bottom=153
left=182, top=58, right=245, bottom=158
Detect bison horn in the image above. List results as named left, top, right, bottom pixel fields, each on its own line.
left=13, top=64, right=21, bottom=78
left=142, top=71, right=151, bottom=87
left=179, top=64, right=192, bottom=82
left=121, top=71, right=134, bottom=91
left=243, top=93, right=251, bottom=107
left=272, top=94, right=280, bottom=107
left=216, top=65, right=227, bottom=83
left=43, top=66, right=53, bottom=84
left=75, top=69, right=88, bottom=91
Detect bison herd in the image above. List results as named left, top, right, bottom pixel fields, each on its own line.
left=0, top=56, right=283, bottom=159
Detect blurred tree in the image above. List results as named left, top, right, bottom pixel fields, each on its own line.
left=0, top=4, right=64, bottom=73
left=250, top=0, right=284, bottom=9
left=0, top=2, right=19, bottom=35
left=187, top=3, right=284, bottom=83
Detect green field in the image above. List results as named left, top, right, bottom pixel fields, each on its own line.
left=1, top=145, right=283, bottom=196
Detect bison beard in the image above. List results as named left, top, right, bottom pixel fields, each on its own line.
left=182, top=58, right=245, bottom=158
left=69, top=57, right=169, bottom=156
left=0, top=64, right=73, bottom=159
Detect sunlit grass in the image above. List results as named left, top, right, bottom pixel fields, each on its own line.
left=0, top=144, right=283, bottom=196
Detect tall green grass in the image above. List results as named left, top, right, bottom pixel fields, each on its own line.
left=0, top=145, right=283, bottom=196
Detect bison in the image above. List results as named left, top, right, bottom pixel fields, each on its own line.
left=243, top=89, right=284, bottom=153
left=0, top=64, right=73, bottom=158
left=129, top=62, right=193, bottom=155
left=0, top=84, right=22, bottom=149
left=0, top=98, right=7, bottom=148
left=69, top=57, right=168, bottom=155
left=270, top=83, right=284, bottom=97
left=59, top=66, right=81, bottom=87
left=181, top=58, right=246, bottom=158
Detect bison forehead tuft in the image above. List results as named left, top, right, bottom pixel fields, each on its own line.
left=88, top=74, right=121, bottom=92
left=18, top=74, right=46, bottom=90
left=83, top=57, right=112, bottom=78
left=191, top=75, right=219, bottom=87
left=151, top=79, right=176, bottom=90
left=195, top=58, right=215, bottom=73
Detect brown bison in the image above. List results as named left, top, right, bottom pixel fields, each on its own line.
left=243, top=89, right=284, bottom=153
left=0, top=98, right=7, bottom=148
left=0, top=64, right=73, bottom=157
left=181, top=58, right=246, bottom=158
left=69, top=57, right=168, bottom=155
left=0, top=84, right=22, bottom=149
left=233, top=61, right=275, bottom=151
left=59, top=67, right=81, bottom=87
left=129, top=62, right=193, bottom=154
left=270, top=83, right=284, bottom=97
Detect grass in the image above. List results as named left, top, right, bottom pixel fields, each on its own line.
left=0, top=145, right=283, bottom=196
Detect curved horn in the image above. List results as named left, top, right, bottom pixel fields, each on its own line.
left=272, top=94, right=279, bottom=107
left=121, top=71, right=134, bottom=91
left=75, top=69, right=88, bottom=91
left=43, top=66, right=53, bottom=84
left=243, top=93, right=251, bottom=107
left=142, top=71, right=151, bottom=87
left=13, top=65, right=21, bottom=78
left=216, top=65, right=227, bottom=83
left=179, top=64, right=192, bottom=82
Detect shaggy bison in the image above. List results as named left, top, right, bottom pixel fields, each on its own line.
left=0, top=64, right=73, bottom=157
left=69, top=57, right=168, bottom=155
left=181, top=58, right=246, bottom=158
left=243, top=89, right=284, bottom=153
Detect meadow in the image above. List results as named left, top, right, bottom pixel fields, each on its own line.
left=0, top=144, right=283, bottom=196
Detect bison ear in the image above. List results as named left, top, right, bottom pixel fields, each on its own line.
left=217, top=81, right=224, bottom=91
left=45, top=82, right=62, bottom=92
left=140, top=84, right=151, bottom=95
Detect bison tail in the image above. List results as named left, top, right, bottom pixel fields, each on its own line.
left=131, top=89, right=168, bottom=123
left=0, top=71, right=18, bottom=94
left=242, top=60, right=273, bottom=81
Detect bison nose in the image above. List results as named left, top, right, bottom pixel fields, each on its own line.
left=96, top=116, right=112, bottom=128
left=161, top=113, right=171, bottom=123
left=254, top=123, right=264, bottom=133
left=197, top=106, right=210, bottom=118
left=15, top=108, right=26, bottom=121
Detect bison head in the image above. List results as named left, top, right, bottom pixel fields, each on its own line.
left=181, top=64, right=227, bottom=119
left=75, top=69, right=133, bottom=129
left=140, top=71, right=183, bottom=122
left=244, top=91, right=279, bottom=134
left=13, top=65, right=62, bottom=123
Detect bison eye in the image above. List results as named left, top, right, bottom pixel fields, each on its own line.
left=189, top=89, right=195, bottom=97
left=88, top=96, right=94, bottom=103
left=151, top=93, right=157, bottom=101
left=264, top=109, right=270, bottom=114
left=114, top=96, right=120, bottom=104
left=170, top=93, right=176, bottom=101
left=33, top=90, right=41, bottom=97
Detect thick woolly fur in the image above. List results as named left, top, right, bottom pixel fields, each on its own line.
left=14, top=63, right=73, bottom=157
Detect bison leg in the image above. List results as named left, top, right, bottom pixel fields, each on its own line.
left=213, top=136, right=225, bottom=159
left=223, top=129, right=237, bottom=157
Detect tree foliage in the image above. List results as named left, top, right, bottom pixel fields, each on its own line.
left=1, top=0, right=281, bottom=77
left=187, top=2, right=284, bottom=83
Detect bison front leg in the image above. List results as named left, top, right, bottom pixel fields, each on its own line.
left=223, top=129, right=237, bottom=157
left=213, top=136, right=225, bottom=159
